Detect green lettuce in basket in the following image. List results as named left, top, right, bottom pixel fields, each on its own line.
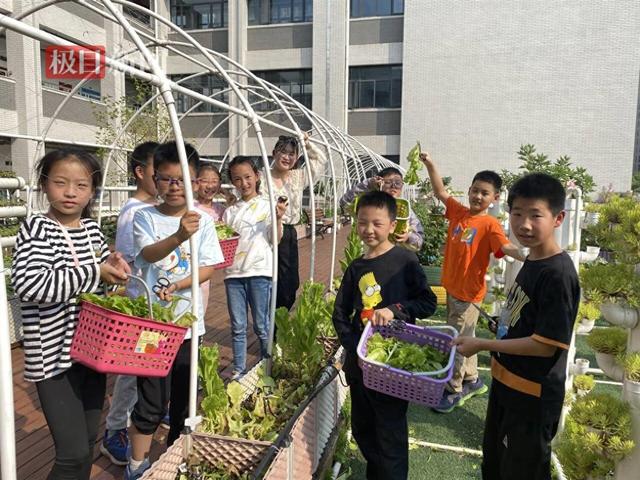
left=366, top=332, right=447, bottom=374
left=78, top=293, right=196, bottom=328
left=215, top=223, right=236, bottom=240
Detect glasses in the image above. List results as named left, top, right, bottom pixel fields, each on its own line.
left=154, top=174, right=197, bottom=187
left=383, top=180, right=404, bottom=189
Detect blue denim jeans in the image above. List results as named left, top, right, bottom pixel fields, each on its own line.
left=224, top=276, right=272, bottom=373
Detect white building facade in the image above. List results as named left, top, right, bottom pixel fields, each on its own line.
left=0, top=0, right=638, bottom=192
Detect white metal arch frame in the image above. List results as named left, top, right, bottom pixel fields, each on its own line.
left=0, top=2, right=401, bottom=479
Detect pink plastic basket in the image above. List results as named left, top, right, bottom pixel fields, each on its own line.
left=356, top=322, right=457, bottom=406
left=70, top=301, right=188, bottom=377
left=213, top=235, right=239, bottom=270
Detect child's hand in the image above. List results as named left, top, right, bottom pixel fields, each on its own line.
left=419, top=152, right=433, bottom=167
left=99, top=263, right=128, bottom=285
left=452, top=336, right=482, bottom=357
left=176, top=211, right=201, bottom=242
left=371, top=307, right=394, bottom=326
left=394, top=231, right=410, bottom=243
left=156, top=282, right=177, bottom=302
left=106, top=251, right=131, bottom=276
left=276, top=197, right=288, bottom=219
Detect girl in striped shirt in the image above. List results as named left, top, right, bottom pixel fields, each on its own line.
left=12, top=149, right=129, bottom=480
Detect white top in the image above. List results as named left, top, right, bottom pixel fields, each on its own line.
left=133, top=206, right=223, bottom=338
left=260, top=141, right=328, bottom=225
left=12, top=215, right=108, bottom=382
left=115, top=197, right=153, bottom=297
left=222, top=196, right=275, bottom=279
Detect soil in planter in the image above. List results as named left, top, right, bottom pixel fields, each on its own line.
left=176, top=462, right=249, bottom=480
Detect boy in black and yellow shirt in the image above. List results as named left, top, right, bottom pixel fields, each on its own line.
left=454, top=173, right=580, bottom=480
left=333, top=191, right=437, bottom=480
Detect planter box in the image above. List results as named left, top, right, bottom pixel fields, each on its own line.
left=422, top=265, right=442, bottom=286
left=600, top=302, right=639, bottom=329
left=594, top=352, right=624, bottom=382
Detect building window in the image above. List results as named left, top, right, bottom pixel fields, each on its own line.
left=170, top=74, right=228, bottom=113
left=253, top=69, right=312, bottom=109
left=123, top=0, right=152, bottom=25
left=248, top=0, right=313, bottom=26
left=170, top=1, right=229, bottom=30
left=350, top=0, right=403, bottom=18
left=348, top=65, right=402, bottom=109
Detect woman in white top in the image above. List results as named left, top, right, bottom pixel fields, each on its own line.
left=263, top=133, right=327, bottom=310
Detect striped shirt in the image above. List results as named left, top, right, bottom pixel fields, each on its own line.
left=11, top=215, right=108, bottom=382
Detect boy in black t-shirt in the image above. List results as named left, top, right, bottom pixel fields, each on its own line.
left=453, top=173, right=580, bottom=480
left=332, top=191, right=437, bottom=480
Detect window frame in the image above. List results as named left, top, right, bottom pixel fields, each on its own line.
left=350, top=0, right=404, bottom=19
left=348, top=64, right=402, bottom=109
left=170, top=0, right=229, bottom=30
left=248, top=0, right=313, bottom=26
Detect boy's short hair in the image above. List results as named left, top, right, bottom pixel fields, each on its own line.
left=154, top=141, right=200, bottom=171
left=508, top=173, right=566, bottom=215
left=472, top=170, right=502, bottom=192
left=378, top=167, right=403, bottom=178
left=356, top=191, right=397, bottom=221
left=130, top=141, right=159, bottom=174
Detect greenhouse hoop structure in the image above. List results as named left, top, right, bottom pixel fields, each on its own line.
left=0, top=1, right=401, bottom=478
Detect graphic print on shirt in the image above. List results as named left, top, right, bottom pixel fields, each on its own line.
left=359, top=272, right=382, bottom=322
left=234, top=201, right=267, bottom=262
left=496, top=281, right=530, bottom=339
left=155, top=244, right=190, bottom=278
left=452, top=223, right=477, bottom=245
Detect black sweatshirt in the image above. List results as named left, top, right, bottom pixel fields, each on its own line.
left=332, top=246, right=437, bottom=353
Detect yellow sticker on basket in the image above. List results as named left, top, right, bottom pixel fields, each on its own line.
left=135, top=331, right=165, bottom=355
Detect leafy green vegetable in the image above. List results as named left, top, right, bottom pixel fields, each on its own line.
left=365, top=332, right=448, bottom=373
left=403, top=142, right=422, bottom=185
left=339, top=222, right=363, bottom=273
left=215, top=223, right=236, bottom=240
left=78, top=293, right=196, bottom=327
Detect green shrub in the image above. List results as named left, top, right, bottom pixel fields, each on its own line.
left=580, top=262, right=640, bottom=307
left=585, top=327, right=627, bottom=356
left=621, top=352, right=640, bottom=383
left=578, top=302, right=600, bottom=322
left=573, top=374, right=595, bottom=392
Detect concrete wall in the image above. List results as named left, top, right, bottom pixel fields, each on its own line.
left=401, top=0, right=640, bottom=193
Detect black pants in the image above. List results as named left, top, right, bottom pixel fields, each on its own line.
left=276, top=224, right=300, bottom=311
left=482, top=388, right=558, bottom=480
left=36, top=363, right=106, bottom=480
left=130, top=339, right=192, bottom=446
left=345, top=352, right=409, bottom=480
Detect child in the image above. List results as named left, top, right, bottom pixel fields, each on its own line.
left=223, top=157, right=286, bottom=378
left=195, top=163, right=228, bottom=221
left=125, top=141, right=223, bottom=480
left=101, top=141, right=158, bottom=466
left=421, top=152, right=524, bottom=413
left=332, top=191, right=437, bottom=480
left=339, top=166, right=425, bottom=252
left=194, top=163, right=228, bottom=314
left=264, top=133, right=327, bottom=310
left=453, top=173, right=580, bottom=480
left=12, top=149, right=129, bottom=479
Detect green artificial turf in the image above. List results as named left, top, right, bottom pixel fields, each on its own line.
left=340, top=323, right=623, bottom=479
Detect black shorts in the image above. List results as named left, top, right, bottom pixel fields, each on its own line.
left=482, top=389, right=559, bottom=480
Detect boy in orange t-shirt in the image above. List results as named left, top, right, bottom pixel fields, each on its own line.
left=421, top=152, right=524, bottom=413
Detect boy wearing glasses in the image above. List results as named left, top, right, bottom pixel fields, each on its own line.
left=125, top=141, right=223, bottom=480
left=339, top=166, right=424, bottom=252
left=100, top=142, right=158, bottom=465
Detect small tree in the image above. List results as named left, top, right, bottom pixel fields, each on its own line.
left=93, top=79, right=171, bottom=185
left=501, top=144, right=596, bottom=195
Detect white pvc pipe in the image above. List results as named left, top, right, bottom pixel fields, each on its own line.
left=0, top=254, right=16, bottom=480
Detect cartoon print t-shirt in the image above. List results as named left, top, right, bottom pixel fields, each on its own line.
left=441, top=197, right=510, bottom=303
left=133, top=206, right=223, bottom=339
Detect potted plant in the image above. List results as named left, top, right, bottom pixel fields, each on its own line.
left=582, top=202, right=601, bottom=228
left=412, top=200, right=447, bottom=285
left=580, top=263, right=640, bottom=329
left=556, top=393, right=634, bottom=480
left=577, top=301, right=600, bottom=334
left=586, top=327, right=627, bottom=381
left=621, top=352, right=640, bottom=389
left=573, top=374, right=595, bottom=397
left=493, top=265, right=505, bottom=284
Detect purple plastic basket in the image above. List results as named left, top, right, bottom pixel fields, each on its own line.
left=356, top=322, right=457, bottom=406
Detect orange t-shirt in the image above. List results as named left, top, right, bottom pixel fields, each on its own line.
left=441, top=197, right=509, bottom=303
